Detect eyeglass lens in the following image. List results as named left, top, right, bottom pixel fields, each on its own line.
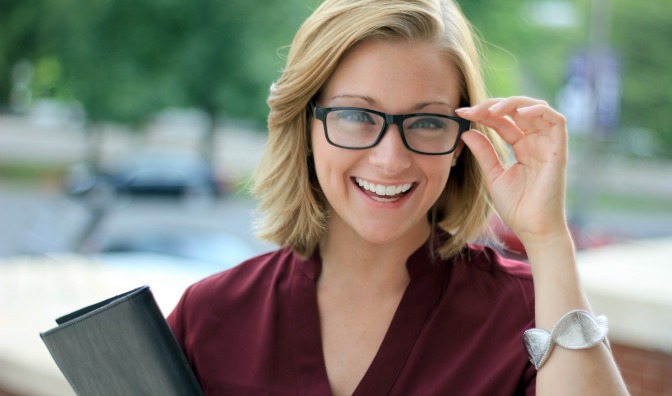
left=325, top=109, right=460, bottom=154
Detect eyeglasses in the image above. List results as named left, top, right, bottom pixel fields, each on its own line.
left=312, top=106, right=470, bottom=155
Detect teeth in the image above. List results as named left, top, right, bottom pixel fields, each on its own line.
left=355, top=178, right=412, bottom=196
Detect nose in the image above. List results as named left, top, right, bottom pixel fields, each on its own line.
left=368, top=124, right=412, bottom=174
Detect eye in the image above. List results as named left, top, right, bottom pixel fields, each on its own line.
left=337, top=109, right=376, bottom=124
left=408, top=116, right=447, bottom=130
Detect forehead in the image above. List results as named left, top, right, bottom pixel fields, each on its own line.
left=319, top=39, right=461, bottom=111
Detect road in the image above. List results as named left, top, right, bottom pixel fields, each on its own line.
left=0, top=182, right=275, bottom=259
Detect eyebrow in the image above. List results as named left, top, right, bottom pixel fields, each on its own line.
left=330, top=94, right=377, bottom=105
left=329, top=94, right=456, bottom=113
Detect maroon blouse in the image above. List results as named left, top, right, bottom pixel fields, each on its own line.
left=168, top=240, right=537, bottom=395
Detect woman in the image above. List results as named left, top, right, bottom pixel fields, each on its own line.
left=168, top=0, right=628, bottom=394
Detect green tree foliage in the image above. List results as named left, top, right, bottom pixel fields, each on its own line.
left=1, top=0, right=312, bottom=124
left=38, top=0, right=174, bottom=123
left=0, top=0, right=50, bottom=110
left=610, top=0, right=672, bottom=157
left=1, top=0, right=670, bottom=157
left=461, top=0, right=586, bottom=100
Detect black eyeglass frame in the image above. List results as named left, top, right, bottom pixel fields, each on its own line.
left=312, top=105, right=471, bottom=155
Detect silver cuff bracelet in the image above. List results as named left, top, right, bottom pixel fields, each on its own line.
left=523, top=310, right=610, bottom=370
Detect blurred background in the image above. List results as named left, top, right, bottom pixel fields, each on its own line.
left=1, top=0, right=670, bottom=395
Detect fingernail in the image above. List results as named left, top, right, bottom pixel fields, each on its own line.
left=456, top=107, right=470, bottom=115
left=488, top=103, right=503, bottom=113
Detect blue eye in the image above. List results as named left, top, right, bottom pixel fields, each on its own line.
left=408, top=117, right=446, bottom=130
left=337, top=110, right=376, bottom=124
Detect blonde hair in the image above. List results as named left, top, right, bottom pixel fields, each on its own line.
left=252, top=0, right=508, bottom=258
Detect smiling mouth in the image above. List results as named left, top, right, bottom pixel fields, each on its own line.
left=354, top=177, right=414, bottom=203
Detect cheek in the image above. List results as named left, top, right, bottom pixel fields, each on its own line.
left=310, top=127, right=342, bottom=196
left=423, top=158, right=453, bottom=200
left=425, top=156, right=452, bottom=182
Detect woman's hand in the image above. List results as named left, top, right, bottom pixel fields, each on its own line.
left=456, top=97, right=570, bottom=248
left=459, top=97, right=630, bottom=396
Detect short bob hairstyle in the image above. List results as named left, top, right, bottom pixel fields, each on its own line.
left=252, top=0, right=508, bottom=259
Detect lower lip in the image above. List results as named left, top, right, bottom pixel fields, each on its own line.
left=351, top=178, right=414, bottom=208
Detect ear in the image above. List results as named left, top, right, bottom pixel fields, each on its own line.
left=453, top=139, right=464, bottom=160
left=451, top=140, right=465, bottom=166
left=454, top=140, right=465, bottom=159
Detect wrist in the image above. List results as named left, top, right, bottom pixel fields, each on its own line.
left=523, top=227, right=590, bottom=328
left=521, top=227, right=575, bottom=263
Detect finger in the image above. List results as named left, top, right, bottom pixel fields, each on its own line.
left=513, top=106, right=567, bottom=147
left=489, top=97, right=549, bottom=134
left=516, top=104, right=566, bottom=128
left=460, top=129, right=506, bottom=187
left=488, top=97, right=548, bottom=118
left=479, top=115, right=526, bottom=146
left=498, top=102, right=567, bottom=139
left=457, top=98, right=504, bottom=119
left=457, top=105, right=525, bottom=146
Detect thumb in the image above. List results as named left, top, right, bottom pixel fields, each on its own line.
left=460, top=130, right=506, bottom=187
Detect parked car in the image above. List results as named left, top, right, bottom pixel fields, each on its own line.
left=66, top=149, right=225, bottom=201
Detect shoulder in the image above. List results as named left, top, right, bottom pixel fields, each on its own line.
left=167, top=247, right=312, bottom=383
left=180, top=246, right=298, bottom=306
left=168, top=246, right=305, bottom=342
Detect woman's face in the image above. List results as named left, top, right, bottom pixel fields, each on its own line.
left=311, top=39, right=463, bottom=248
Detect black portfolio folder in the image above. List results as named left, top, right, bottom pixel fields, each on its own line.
left=40, top=285, right=203, bottom=396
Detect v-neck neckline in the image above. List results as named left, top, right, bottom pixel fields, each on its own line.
left=289, top=240, right=447, bottom=395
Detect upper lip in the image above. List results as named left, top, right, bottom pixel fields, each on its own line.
left=354, top=177, right=413, bottom=196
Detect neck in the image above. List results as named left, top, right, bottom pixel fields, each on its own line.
left=317, top=223, right=430, bottom=293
